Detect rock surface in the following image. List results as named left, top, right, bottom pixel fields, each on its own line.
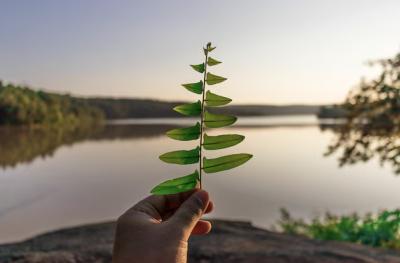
left=1, top=220, right=400, bottom=262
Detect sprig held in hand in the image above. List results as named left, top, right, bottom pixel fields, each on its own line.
left=151, top=42, right=252, bottom=195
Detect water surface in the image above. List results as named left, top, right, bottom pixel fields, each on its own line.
left=1, top=116, right=399, bottom=244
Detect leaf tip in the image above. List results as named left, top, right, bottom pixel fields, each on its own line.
left=243, top=153, right=253, bottom=162
left=232, top=116, right=238, bottom=124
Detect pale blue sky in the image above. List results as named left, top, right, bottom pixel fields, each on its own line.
left=1, top=0, right=400, bottom=104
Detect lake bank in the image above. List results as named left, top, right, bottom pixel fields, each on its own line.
left=2, top=219, right=400, bottom=263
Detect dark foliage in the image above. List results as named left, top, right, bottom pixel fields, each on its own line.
left=86, top=98, right=181, bottom=118
left=86, top=98, right=321, bottom=119
left=325, top=52, right=400, bottom=174
left=0, top=80, right=321, bottom=125
left=0, top=81, right=103, bottom=126
left=344, top=52, right=400, bottom=128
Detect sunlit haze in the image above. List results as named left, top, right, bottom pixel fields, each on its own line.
left=1, top=0, right=400, bottom=104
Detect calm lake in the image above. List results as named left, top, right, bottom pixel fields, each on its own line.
left=1, top=115, right=400, bottom=244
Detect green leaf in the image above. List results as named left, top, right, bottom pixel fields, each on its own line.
left=204, top=111, right=237, bottom=128
left=207, top=57, right=221, bottom=66
left=182, top=81, right=203, bottom=94
left=190, top=63, right=205, bottom=73
left=206, top=73, right=227, bottom=85
left=151, top=170, right=199, bottom=195
left=166, top=122, right=201, bottom=141
left=173, top=101, right=202, bottom=116
left=159, top=146, right=200, bottom=164
left=205, top=90, right=232, bottom=106
left=203, top=154, right=252, bottom=173
left=206, top=42, right=216, bottom=52
left=203, top=134, right=244, bottom=150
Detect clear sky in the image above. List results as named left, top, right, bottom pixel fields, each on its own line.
left=1, top=0, right=400, bottom=104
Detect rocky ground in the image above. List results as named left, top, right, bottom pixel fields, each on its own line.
left=1, top=220, right=400, bottom=263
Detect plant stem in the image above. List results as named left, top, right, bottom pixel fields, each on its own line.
left=199, top=48, right=208, bottom=189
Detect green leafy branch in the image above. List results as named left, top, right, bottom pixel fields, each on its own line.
left=151, top=42, right=252, bottom=195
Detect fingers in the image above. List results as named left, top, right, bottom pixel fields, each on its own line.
left=164, top=189, right=198, bottom=210
left=205, top=201, right=214, bottom=214
left=191, top=202, right=213, bottom=235
left=191, top=220, right=212, bottom=235
left=127, top=189, right=213, bottom=231
left=130, top=194, right=168, bottom=221
left=130, top=190, right=198, bottom=221
left=169, top=190, right=210, bottom=240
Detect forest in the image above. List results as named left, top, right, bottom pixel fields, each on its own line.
left=0, top=80, right=322, bottom=126
left=0, top=81, right=103, bottom=126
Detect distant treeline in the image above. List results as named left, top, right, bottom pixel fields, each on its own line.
left=317, top=105, right=348, bottom=119
left=87, top=97, right=322, bottom=119
left=0, top=81, right=103, bottom=126
left=0, top=81, right=327, bottom=126
left=86, top=98, right=181, bottom=118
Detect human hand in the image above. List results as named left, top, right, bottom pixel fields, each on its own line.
left=112, top=189, right=213, bottom=263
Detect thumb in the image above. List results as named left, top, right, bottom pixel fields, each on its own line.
left=169, top=190, right=209, bottom=239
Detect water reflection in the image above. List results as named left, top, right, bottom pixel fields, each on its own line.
left=0, top=117, right=318, bottom=170
left=3, top=116, right=400, bottom=244
left=0, top=124, right=175, bottom=169
left=322, top=123, right=400, bottom=174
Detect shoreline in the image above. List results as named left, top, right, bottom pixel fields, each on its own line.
left=2, top=219, right=400, bottom=262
